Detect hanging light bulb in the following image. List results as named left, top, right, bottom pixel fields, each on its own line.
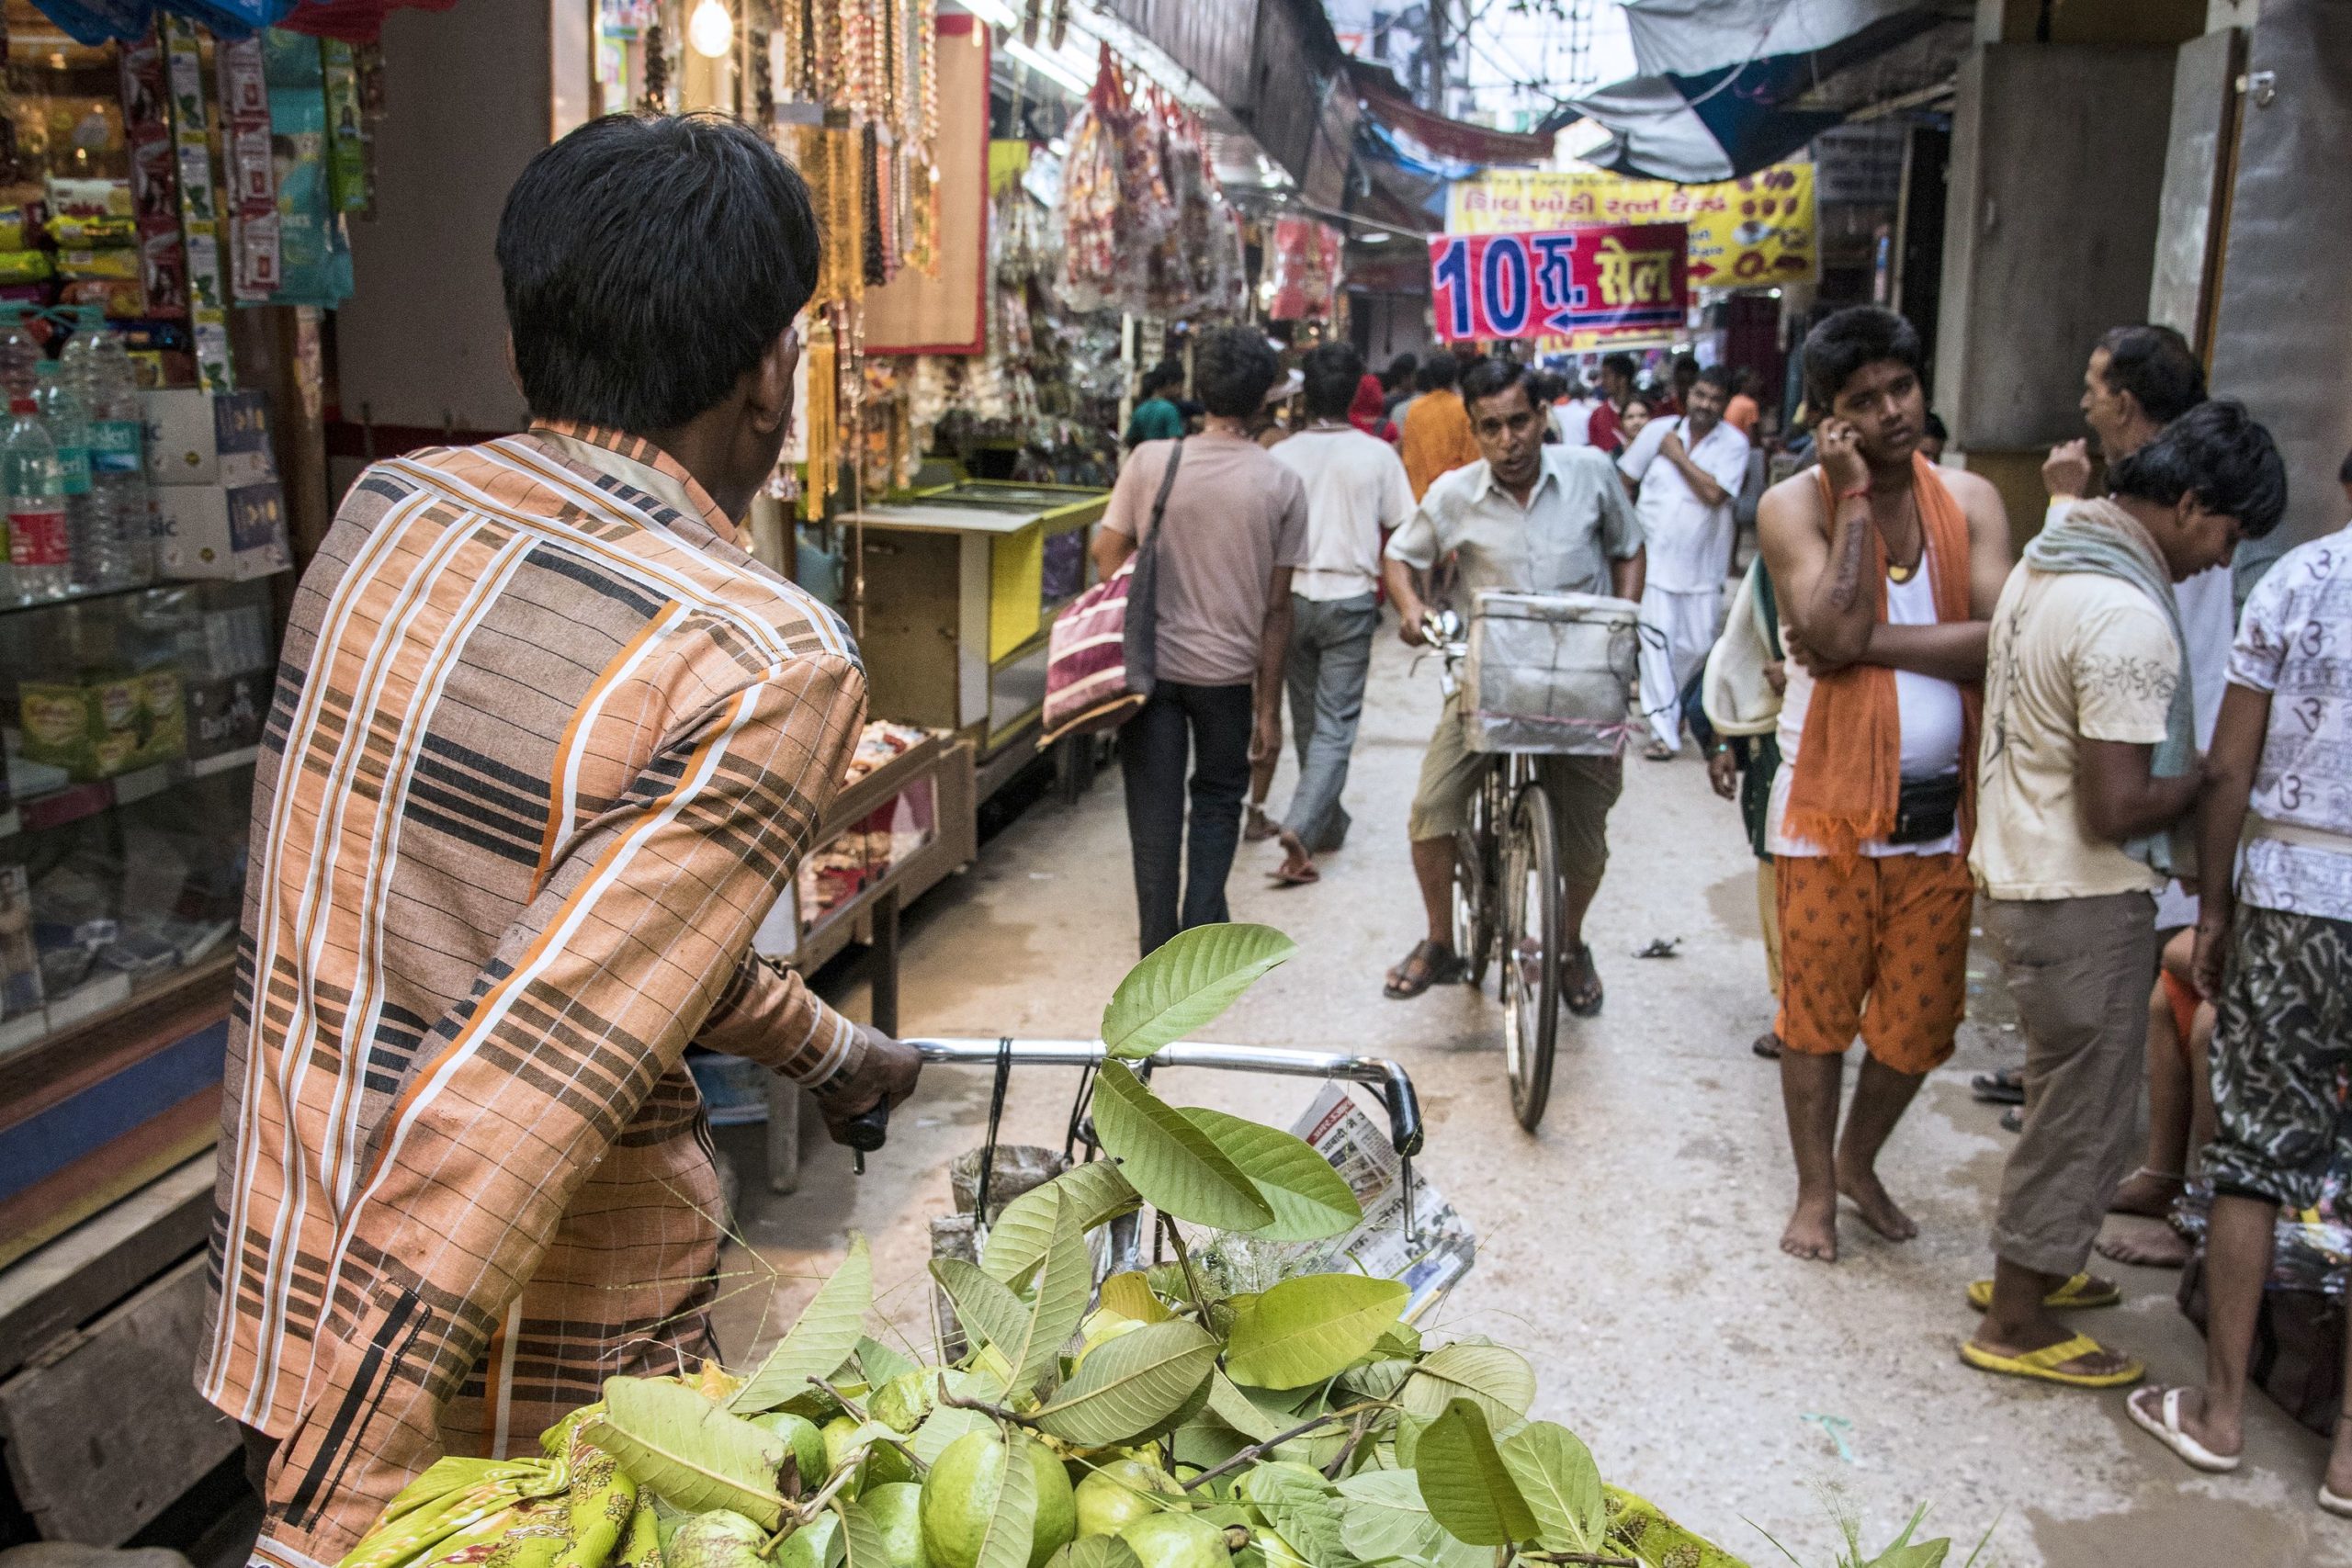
left=687, top=0, right=734, bottom=59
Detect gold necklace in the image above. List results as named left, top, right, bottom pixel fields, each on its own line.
left=1882, top=487, right=1924, bottom=583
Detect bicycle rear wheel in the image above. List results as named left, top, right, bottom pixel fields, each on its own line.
left=1451, top=764, right=1503, bottom=989
left=1499, top=781, right=1562, bottom=1132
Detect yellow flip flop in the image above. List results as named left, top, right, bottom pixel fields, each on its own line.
left=1965, top=1272, right=2120, bottom=1312
left=1959, top=1332, right=2143, bottom=1388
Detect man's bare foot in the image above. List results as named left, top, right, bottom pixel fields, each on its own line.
left=1781, top=1191, right=1838, bottom=1262
left=2096, top=1216, right=2193, bottom=1269
left=1243, top=806, right=1278, bottom=843
left=2109, top=1168, right=2185, bottom=1219
left=1974, top=1319, right=2136, bottom=1380
left=2128, top=1384, right=2244, bottom=1464
left=1836, top=1158, right=1919, bottom=1241
left=1272, top=829, right=1317, bottom=885
left=2325, top=1438, right=2352, bottom=1504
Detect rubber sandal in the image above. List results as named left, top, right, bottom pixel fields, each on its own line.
left=1958, top=1332, right=2143, bottom=1389
left=2000, top=1107, right=2024, bottom=1134
left=1269, top=863, right=1319, bottom=886
left=2321, top=1484, right=2352, bottom=1518
left=1642, top=742, right=1675, bottom=761
left=1563, top=941, right=1604, bottom=1018
left=2127, top=1387, right=2242, bottom=1473
left=1965, top=1272, right=2120, bottom=1313
left=1751, top=1032, right=1782, bottom=1060
left=1971, top=1070, right=2025, bottom=1105
left=1384, top=940, right=1465, bottom=1000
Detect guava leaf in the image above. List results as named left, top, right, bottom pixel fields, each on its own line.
left=1175, top=1107, right=1363, bottom=1241
left=1332, top=1470, right=1482, bottom=1568
left=1337, top=1359, right=1415, bottom=1402
left=1242, top=1462, right=1349, bottom=1568
left=1399, top=1342, right=1536, bottom=1427
left=1035, top=1318, right=1219, bottom=1447
left=1413, top=1399, right=1536, bottom=1546
left=984, top=1162, right=1140, bottom=1285
left=729, top=1234, right=873, bottom=1413
left=583, top=1376, right=786, bottom=1528
left=968, top=1432, right=1037, bottom=1568
left=1063, top=1541, right=1145, bottom=1568
left=1498, top=1423, right=1604, bottom=1554
left=854, top=1336, right=918, bottom=1388
left=834, top=1497, right=888, bottom=1568
left=933, top=1204, right=1090, bottom=1397
left=910, top=1368, right=1005, bottom=1465
left=1225, top=1275, right=1408, bottom=1390
left=1206, top=1369, right=1285, bottom=1441
left=1089, top=1063, right=1274, bottom=1232
left=1101, top=922, right=1298, bottom=1058
left=1098, top=1270, right=1174, bottom=1325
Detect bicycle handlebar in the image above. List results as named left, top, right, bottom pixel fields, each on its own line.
left=903, top=1037, right=1425, bottom=1158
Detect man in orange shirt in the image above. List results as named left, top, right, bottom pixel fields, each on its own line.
left=1724, top=368, right=1762, bottom=439
left=1399, top=353, right=1483, bottom=499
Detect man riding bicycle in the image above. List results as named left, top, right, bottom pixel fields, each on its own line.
left=1382, top=358, right=1647, bottom=1006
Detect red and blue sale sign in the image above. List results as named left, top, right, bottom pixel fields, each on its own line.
left=1427, top=222, right=1690, bottom=343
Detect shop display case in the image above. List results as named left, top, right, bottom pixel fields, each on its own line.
left=0, top=576, right=276, bottom=1268
left=842, top=480, right=1108, bottom=784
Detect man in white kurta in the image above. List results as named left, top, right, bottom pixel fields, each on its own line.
left=1619, top=364, right=1753, bottom=755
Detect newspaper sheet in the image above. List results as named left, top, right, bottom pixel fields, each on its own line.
left=1283, top=1082, right=1476, bottom=1319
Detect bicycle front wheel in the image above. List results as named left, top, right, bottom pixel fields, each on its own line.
left=1499, top=781, right=1562, bottom=1132
left=1451, top=763, right=1505, bottom=989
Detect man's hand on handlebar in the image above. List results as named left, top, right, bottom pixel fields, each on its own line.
left=818, top=1024, right=922, bottom=1146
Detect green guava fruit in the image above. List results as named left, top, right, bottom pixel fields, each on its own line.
left=776, top=1515, right=842, bottom=1568
left=864, top=1481, right=933, bottom=1568
left=922, top=1431, right=1078, bottom=1568
left=752, top=1410, right=831, bottom=1493
left=664, top=1510, right=769, bottom=1568
left=1074, top=1459, right=1187, bottom=1539
left=1117, top=1510, right=1232, bottom=1568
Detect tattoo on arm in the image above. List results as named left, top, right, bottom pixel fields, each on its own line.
left=1824, top=507, right=1868, bottom=613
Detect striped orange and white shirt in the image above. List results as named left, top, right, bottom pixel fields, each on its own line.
left=199, top=425, right=868, bottom=1567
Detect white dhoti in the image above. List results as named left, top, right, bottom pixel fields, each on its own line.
left=1638, top=583, right=1724, bottom=752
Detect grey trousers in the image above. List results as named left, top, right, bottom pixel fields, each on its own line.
left=1985, top=890, right=2157, bottom=1278
left=1282, top=592, right=1380, bottom=852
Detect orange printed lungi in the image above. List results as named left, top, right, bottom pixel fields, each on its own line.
left=1774, top=851, right=1973, bottom=1074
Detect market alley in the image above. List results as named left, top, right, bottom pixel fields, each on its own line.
left=716, top=624, right=2351, bottom=1568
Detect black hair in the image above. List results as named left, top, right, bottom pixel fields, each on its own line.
left=1415, top=355, right=1460, bottom=393
left=1600, top=352, right=1637, bottom=382
left=1302, top=342, right=1365, bottom=422
left=2341, top=447, right=2352, bottom=486
left=1923, top=412, right=1949, bottom=443
left=1193, top=325, right=1282, bottom=418
left=1381, top=352, right=1419, bottom=391
left=1459, top=356, right=1534, bottom=413
left=499, top=114, right=820, bottom=432
left=1803, top=306, right=1924, bottom=411
left=1138, top=360, right=1185, bottom=399
left=1692, top=364, right=1735, bottom=396
left=2096, top=324, right=2206, bottom=425
left=1671, top=352, right=1700, bottom=378
left=2108, top=399, right=2287, bottom=540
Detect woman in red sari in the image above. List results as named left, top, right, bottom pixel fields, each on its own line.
left=1350, top=372, right=1399, bottom=444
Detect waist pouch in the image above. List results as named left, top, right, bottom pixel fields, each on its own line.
left=1888, top=773, right=1962, bottom=846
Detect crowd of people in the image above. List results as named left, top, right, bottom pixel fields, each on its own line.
left=1100, top=301, right=2352, bottom=1514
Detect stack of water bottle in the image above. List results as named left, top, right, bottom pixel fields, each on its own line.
left=0, top=322, right=154, bottom=605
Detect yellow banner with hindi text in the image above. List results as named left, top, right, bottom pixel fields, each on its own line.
left=1447, top=164, right=1816, bottom=289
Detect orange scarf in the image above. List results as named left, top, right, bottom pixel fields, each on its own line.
left=1781, top=454, right=1982, bottom=860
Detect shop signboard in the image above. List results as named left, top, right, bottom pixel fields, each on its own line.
left=1446, top=164, right=1816, bottom=288
left=1426, top=222, right=1688, bottom=344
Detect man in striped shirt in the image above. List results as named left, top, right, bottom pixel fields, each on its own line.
left=198, top=116, right=920, bottom=1566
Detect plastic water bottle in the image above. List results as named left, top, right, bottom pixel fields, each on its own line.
left=4, top=389, right=69, bottom=602
left=66, top=334, right=153, bottom=588
left=0, top=324, right=38, bottom=404
left=37, top=358, right=110, bottom=594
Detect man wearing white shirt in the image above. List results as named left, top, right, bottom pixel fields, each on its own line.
left=1618, top=364, right=1753, bottom=758
left=1551, top=378, right=1599, bottom=447
left=1266, top=343, right=1418, bottom=883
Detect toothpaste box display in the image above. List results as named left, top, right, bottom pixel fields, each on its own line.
left=154, top=479, right=291, bottom=581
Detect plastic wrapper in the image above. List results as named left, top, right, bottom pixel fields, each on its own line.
left=46, top=176, right=132, bottom=220
left=1267, top=215, right=1343, bottom=321
left=56, top=247, right=141, bottom=281
left=47, top=213, right=137, bottom=247
left=1459, top=590, right=1643, bottom=755
left=0, top=250, right=52, bottom=283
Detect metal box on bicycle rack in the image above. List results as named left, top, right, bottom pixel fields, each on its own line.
left=1459, top=589, right=1643, bottom=754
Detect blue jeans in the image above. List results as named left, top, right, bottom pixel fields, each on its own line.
left=1282, top=592, right=1379, bottom=852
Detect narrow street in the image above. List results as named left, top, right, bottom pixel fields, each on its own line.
left=718, top=625, right=2352, bottom=1568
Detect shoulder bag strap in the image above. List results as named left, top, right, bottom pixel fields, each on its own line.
left=1123, top=439, right=1184, bottom=694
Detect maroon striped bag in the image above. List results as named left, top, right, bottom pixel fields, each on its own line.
left=1043, top=439, right=1183, bottom=744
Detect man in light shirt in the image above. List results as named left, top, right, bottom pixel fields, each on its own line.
left=1619, top=365, right=1753, bottom=759
left=1265, top=343, right=1416, bottom=884
left=1551, top=377, right=1600, bottom=447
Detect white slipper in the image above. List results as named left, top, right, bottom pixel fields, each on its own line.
left=2127, top=1386, right=2242, bottom=1473
left=2321, top=1484, right=2352, bottom=1518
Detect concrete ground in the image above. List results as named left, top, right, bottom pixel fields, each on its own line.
left=712, top=627, right=2347, bottom=1568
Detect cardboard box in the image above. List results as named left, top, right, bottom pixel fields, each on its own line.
left=141, top=388, right=275, bottom=487
left=155, top=479, right=291, bottom=581
left=183, top=670, right=267, bottom=761
left=17, top=668, right=187, bottom=782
